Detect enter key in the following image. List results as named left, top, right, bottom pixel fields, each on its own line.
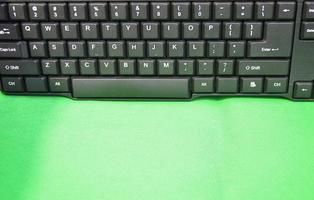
left=248, top=22, right=294, bottom=58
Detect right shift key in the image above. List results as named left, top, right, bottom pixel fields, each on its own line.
left=238, top=59, right=290, bottom=75
left=248, top=22, right=294, bottom=58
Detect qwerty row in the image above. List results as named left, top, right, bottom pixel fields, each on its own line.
left=9, top=21, right=265, bottom=40
left=0, top=2, right=296, bottom=21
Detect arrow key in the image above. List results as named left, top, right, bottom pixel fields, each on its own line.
left=276, top=2, right=296, bottom=20
left=293, top=82, right=313, bottom=99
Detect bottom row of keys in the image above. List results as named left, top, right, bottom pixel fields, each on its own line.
left=1, top=76, right=288, bottom=95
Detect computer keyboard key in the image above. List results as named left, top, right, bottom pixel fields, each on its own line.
left=255, top=2, right=275, bottom=20
left=81, top=23, right=99, bottom=39
left=99, top=59, right=116, bottom=75
left=121, top=22, right=140, bottom=39
left=79, top=59, right=97, bottom=75
left=223, top=22, right=242, bottom=39
left=216, top=77, right=239, bottom=93
left=192, top=2, right=211, bottom=20
left=303, top=1, right=314, bottom=20
left=138, top=59, right=155, bottom=75
left=61, top=23, right=79, bottom=39
left=41, top=23, right=60, bottom=40
left=151, top=2, right=169, bottom=20
left=234, top=2, right=253, bottom=20
left=89, top=3, right=108, bottom=20
left=203, top=22, right=221, bottom=39
left=178, top=60, right=195, bottom=76
left=293, top=82, right=313, bottom=99
left=25, top=77, right=48, bottom=92
left=238, top=59, right=290, bottom=76
left=248, top=22, right=294, bottom=58
left=69, top=3, right=88, bottom=21
left=172, top=2, right=191, bottom=20
left=244, top=22, right=263, bottom=40
left=162, top=22, right=180, bottom=39
left=265, top=77, right=288, bottom=93
left=228, top=41, right=245, bottom=58
left=142, top=22, right=160, bottom=39
left=197, top=60, right=214, bottom=75
left=157, top=59, right=175, bottom=75
left=101, top=23, right=119, bottom=39
left=29, top=41, right=48, bottom=58
left=41, top=59, right=59, bottom=75
left=217, top=59, right=234, bottom=75
left=130, top=2, right=149, bottom=20
left=301, top=22, right=314, bottom=39
left=48, top=41, right=67, bottom=58
left=2, top=77, right=24, bottom=92
left=213, top=2, right=232, bottom=20
left=119, top=59, right=136, bottom=75
left=208, top=41, right=225, bottom=58
left=183, top=22, right=200, bottom=39
left=68, top=41, right=86, bottom=58
left=0, top=23, right=21, bottom=40
left=21, top=23, right=40, bottom=39
left=0, top=60, right=40, bottom=75
left=0, top=3, right=8, bottom=21
left=110, top=2, right=128, bottom=20
left=188, top=41, right=205, bottom=57
left=0, top=42, right=28, bottom=58
left=48, top=3, right=67, bottom=21
left=88, top=41, right=105, bottom=58
left=127, top=41, right=145, bottom=58
left=276, top=2, right=296, bottom=20
left=107, top=41, right=125, bottom=58
left=72, top=78, right=191, bottom=98
left=193, top=77, right=214, bottom=93
left=28, top=3, right=48, bottom=21
left=60, top=59, right=78, bottom=75
left=148, top=41, right=165, bottom=58
left=49, top=77, right=70, bottom=92
left=168, top=41, right=185, bottom=58
left=241, top=77, right=263, bottom=93
left=8, top=3, right=28, bottom=20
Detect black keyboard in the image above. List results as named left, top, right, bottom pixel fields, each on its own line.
left=0, top=0, right=314, bottom=100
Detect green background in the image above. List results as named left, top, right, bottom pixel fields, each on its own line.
left=0, top=93, right=313, bottom=200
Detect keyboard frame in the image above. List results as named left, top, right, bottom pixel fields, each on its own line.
left=1, top=0, right=313, bottom=101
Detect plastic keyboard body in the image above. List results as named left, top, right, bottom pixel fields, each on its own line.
left=0, top=0, right=314, bottom=100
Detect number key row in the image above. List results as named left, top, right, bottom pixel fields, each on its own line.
left=0, top=1, right=296, bottom=21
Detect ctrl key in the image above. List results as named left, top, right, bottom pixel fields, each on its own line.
left=1, top=77, right=24, bottom=92
left=293, top=82, right=313, bottom=99
left=49, top=77, right=70, bottom=93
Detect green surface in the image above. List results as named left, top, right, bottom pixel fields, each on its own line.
left=0, top=93, right=314, bottom=200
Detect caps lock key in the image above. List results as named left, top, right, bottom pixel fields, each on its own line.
left=0, top=42, right=28, bottom=58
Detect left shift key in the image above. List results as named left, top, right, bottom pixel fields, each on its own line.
left=0, top=42, right=28, bottom=58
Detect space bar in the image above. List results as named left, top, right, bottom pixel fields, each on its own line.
left=72, top=77, right=191, bottom=98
